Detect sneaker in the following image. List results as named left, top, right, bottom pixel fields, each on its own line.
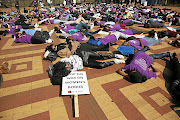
left=90, top=23, right=94, bottom=29
left=144, top=46, right=150, bottom=50
left=34, top=23, right=39, bottom=28
left=115, top=54, right=125, bottom=59
left=168, top=22, right=172, bottom=27
left=161, top=36, right=168, bottom=41
left=114, top=59, right=125, bottom=64
left=154, top=32, right=158, bottom=40
left=176, top=34, right=180, bottom=39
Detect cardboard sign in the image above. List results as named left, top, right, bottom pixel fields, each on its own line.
left=61, top=71, right=90, bottom=95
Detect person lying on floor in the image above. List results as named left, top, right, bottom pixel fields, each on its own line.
left=14, top=15, right=35, bottom=29
left=117, top=51, right=174, bottom=83
left=120, top=35, right=168, bottom=52
left=46, top=46, right=125, bottom=85
left=14, top=29, right=54, bottom=44
left=44, top=38, right=112, bottom=59
left=144, top=20, right=172, bottom=28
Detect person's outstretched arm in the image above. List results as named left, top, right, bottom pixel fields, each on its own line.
left=150, top=64, right=161, bottom=77
left=117, top=69, right=130, bottom=80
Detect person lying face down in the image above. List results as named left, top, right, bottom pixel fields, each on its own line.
left=117, top=51, right=174, bottom=83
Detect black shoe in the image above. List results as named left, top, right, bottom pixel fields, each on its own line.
left=144, top=46, right=150, bottom=50
left=54, top=27, right=59, bottom=31
left=12, top=35, right=14, bottom=38
left=3, top=30, right=7, bottom=36
left=56, top=30, right=62, bottom=33
left=167, top=52, right=175, bottom=59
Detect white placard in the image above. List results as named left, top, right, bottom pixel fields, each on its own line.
left=61, top=71, right=90, bottom=95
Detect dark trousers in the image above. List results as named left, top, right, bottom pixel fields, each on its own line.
left=149, top=53, right=169, bottom=62
left=76, top=43, right=115, bottom=69
left=129, top=27, right=143, bottom=34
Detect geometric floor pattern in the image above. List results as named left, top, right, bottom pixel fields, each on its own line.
left=0, top=13, right=180, bottom=120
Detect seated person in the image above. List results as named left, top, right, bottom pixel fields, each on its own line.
left=117, top=51, right=173, bottom=83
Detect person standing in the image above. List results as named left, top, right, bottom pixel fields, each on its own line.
left=15, top=1, right=20, bottom=13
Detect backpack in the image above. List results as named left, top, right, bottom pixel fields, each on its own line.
left=31, top=31, right=49, bottom=44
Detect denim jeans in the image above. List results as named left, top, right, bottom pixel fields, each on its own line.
left=65, top=14, right=74, bottom=21
left=75, top=23, right=88, bottom=32
left=143, top=38, right=162, bottom=46
left=149, top=52, right=169, bottom=62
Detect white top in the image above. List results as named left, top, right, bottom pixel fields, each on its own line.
left=60, top=55, right=83, bottom=72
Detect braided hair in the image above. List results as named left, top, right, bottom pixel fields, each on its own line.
left=52, top=61, right=71, bottom=78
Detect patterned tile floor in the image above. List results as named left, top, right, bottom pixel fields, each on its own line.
left=0, top=19, right=180, bottom=120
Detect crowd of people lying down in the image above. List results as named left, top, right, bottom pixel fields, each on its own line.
left=0, top=3, right=180, bottom=101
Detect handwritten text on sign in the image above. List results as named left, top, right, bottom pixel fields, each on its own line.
left=61, top=71, right=90, bottom=95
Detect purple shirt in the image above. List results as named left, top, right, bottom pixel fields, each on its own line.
left=108, top=24, right=121, bottom=31
left=15, top=34, right=32, bottom=44
left=98, top=34, right=117, bottom=45
left=61, top=25, right=76, bottom=33
left=121, top=52, right=156, bottom=79
left=70, top=32, right=84, bottom=41
left=49, top=19, right=54, bottom=24
left=97, top=21, right=105, bottom=26
left=121, top=19, right=131, bottom=24
left=119, top=29, right=133, bottom=35
left=128, top=39, right=148, bottom=50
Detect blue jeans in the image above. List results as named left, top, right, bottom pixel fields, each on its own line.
left=65, top=14, right=74, bottom=21
left=76, top=23, right=88, bottom=32
left=143, top=38, right=162, bottom=46
left=149, top=52, right=169, bottom=62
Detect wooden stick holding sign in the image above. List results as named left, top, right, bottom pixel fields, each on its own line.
left=62, top=71, right=90, bottom=118
left=74, top=94, right=79, bottom=117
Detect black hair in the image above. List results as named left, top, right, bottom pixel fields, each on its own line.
left=129, top=71, right=147, bottom=83
left=148, top=30, right=156, bottom=37
left=100, top=23, right=104, bottom=28
left=15, top=33, right=20, bottom=38
left=22, top=31, right=26, bottom=35
left=126, top=36, right=136, bottom=41
left=174, top=40, right=180, bottom=47
left=45, top=44, right=54, bottom=52
left=52, top=61, right=71, bottom=78
left=54, top=26, right=59, bottom=31
left=94, top=21, right=98, bottom=26
left=144, top=23, right=149, bottom=28
left=15, top=29, right=20, bottom=32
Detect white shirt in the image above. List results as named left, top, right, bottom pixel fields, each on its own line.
left=60, top=55, right=83, bottom=72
